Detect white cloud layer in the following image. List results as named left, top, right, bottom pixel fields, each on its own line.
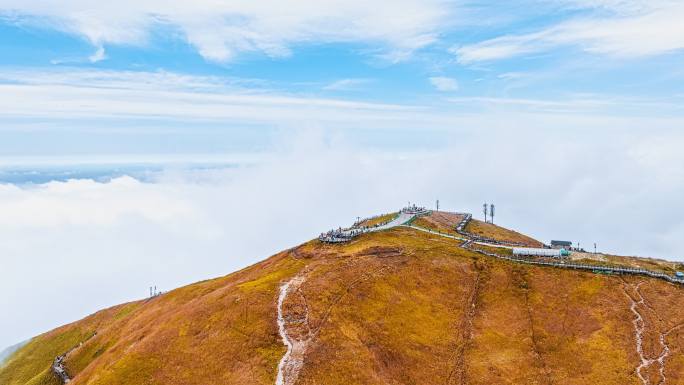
left=429, top=76, right=459, bottom=91
left=323, top=78, right=371, bottom=91
left=1, top=128, right=684, bottom=350
left=0, top=0, right=450, bottom=62
left=455, top=1, right=684, bottom=63
left=0, top=68, right=425, bottom=128
left=2, top=67, right=683, bottom=137
left=88, top=46, right=106, bottom=63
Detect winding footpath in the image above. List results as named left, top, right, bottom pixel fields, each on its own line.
left=408, top=219, right=684, bottom=385
left=51, top=333, right=97, bottom=384
left=626, top=282, right=653, bottom=385
left=624, top=282, right=672, bottom=385
left=415, top=222, right=681, bottom=385
left=278, top=209, right=424, bottom=384
left=276, top=275, right=311, bottom=385
left=287, top=210, right=683, bottom=385
left=52, top=354, right=70, bottom=384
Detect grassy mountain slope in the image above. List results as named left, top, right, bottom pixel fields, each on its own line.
left=412, top=211, right=542, bottom=247
left=0, top=341, right=28, bottom=368
left=358, top=212, right=397, bottom=227
left=464, top=218, right=543, bottom=247
left=3, top=212, right=684, bottom=385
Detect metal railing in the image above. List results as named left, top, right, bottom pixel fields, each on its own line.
left=320, top=215, right=684, bottom=285
left=318, top=208, right=428, bottom=244
left=453, top=212, right=527, bottom=247
left=469, top=246, right=684, bottom=284
left=407, top=223, right=683, bottom=285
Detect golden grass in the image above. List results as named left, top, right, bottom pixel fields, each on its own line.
left=0, top=303, right=132, bottom=385
left=470, top=243, right=514, bottom=256
left=411, top=211, right=463, bottom=236
left=465, top=219, right=543, bottom=247
left=357, top=212, right=397, bottom=227
left=602, top=254, right=684, bottom=274
left=3, top=223, right=684, bottom=385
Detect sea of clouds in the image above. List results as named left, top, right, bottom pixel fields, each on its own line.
left=1, top=129, right=682, bottom=350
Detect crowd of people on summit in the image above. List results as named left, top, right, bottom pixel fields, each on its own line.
left=401, top=204, right=426, bottom=215
left=319, top=205, right=427, bottom=243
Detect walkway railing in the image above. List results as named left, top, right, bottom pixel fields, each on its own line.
left=320, top=212, right=684, bottom=286
left=319, top=207, right=429, bottom=244
left=467, top=246, right=684, bottom=284
left=408, top=223, right=684, bottom=285
left=453, top=212, right=528, bottom=247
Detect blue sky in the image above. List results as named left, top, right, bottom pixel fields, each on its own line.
left=1, top=0, right=684, bottom=351
left=1, top=0, right=683, bottom=157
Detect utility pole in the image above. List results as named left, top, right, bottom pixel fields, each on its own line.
left=490, top=204, right=495, bottom=224
left=483, top=202, right=488, bottom=223
left=594, top=243, right=597, bottom=254
left=436, top=200, right=439, bottom=212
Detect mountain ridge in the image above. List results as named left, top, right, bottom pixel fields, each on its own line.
left=2, top=209, right=684, bottom=385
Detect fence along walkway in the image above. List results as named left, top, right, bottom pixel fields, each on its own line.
left=319, top=210, right=684, bottom=285
left=407, top=224, right=684, bottom=285
left=405, top=224, right=514, bottom=250
left=453, top=212, right=527, bottom=247
left=319, top=208, right=428, bottom=243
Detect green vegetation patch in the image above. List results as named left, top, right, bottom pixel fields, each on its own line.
left=0, top=326, right=95, bottom=385
left=24, top=367, right=61, bottom=385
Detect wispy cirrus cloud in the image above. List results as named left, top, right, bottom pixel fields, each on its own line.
left=0, top=0, right=451, bottom=63
left=88, top=46, right=107, bottom=63
left=429, top=76, right=459, bottom=91
left=322, top=78, right=372, bottom=91
left=1, top=68, right=684, bottom=135
left=0, top=68, right=423, bottom=127
left=454, top=1, right=684, bottom=64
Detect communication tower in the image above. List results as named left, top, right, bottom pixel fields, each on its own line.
left=490, top=204, right=495, bottom=224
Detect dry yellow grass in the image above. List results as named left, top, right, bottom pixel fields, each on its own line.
left=465, top=218, right=543, bottom=247
left=3, top=224, right=684, bottom=385
left=412, top=211, right=464, bottom=236
left=357, top=212, right=397, bottom=227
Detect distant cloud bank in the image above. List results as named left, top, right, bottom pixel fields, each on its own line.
left=1, top=129, right=683, bottom=350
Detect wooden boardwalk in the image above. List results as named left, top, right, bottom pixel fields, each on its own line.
left=319, top=210, right=684, bottom=285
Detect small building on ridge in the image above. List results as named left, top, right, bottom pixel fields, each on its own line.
left=550, top=240, right=572, bottom=249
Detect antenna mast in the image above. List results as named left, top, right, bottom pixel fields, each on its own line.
left=490, top=204, right=495, bottom=224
